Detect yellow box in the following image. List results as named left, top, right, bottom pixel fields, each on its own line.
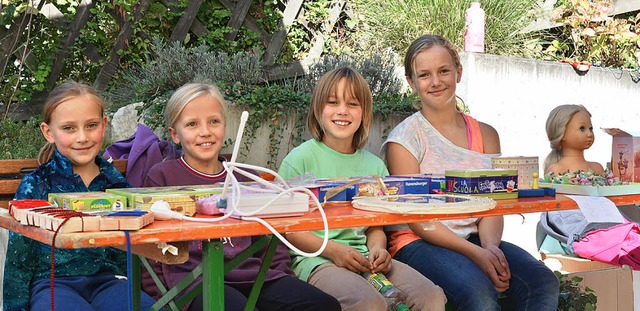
left=106, top=185, right=223, bottom=216
left=48, top=192, right=126, bottom=212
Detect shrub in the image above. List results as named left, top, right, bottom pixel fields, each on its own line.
left=555, top=271, right=597, bottom=311
left=543, top=0, right=640, bottom=69
left=105, top=38, right=264, bottom=110
left=351, top=0, right=541, bottom=58
left=0, top=117, right=45, bottom=159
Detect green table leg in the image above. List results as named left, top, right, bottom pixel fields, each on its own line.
left=202, top=239, right=225, bottom=311
left=132, top=254, right=141, bottom=311
left=243, top=236, right=279, bottom=311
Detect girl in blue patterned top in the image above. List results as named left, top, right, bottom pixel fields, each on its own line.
left=4, top=81, right=156, bottom=311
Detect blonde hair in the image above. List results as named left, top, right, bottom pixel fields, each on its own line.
left=307, top=67, right=373, bottom=151
left=543, top=104, right=592, bottom=171
left=165, top=82, right=227, bottom=129
left=38, top=81, right=106, bottom=164
left=404, top=34, right=462, bottom=110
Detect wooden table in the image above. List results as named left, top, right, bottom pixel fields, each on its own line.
left=3, top=194, right=640, bottom=310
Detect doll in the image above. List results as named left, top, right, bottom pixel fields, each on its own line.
left=543, top=104, right=605, bottom=176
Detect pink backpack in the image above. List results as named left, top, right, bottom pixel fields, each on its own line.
left=573, top=222, right=640, bottom=269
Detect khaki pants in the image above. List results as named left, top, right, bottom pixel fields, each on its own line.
left=308, top=259, right=446, bottom=311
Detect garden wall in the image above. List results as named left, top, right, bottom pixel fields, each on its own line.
left=457, top=52, right=640, bottom=175
left=221, top=52, right=640, bottom=173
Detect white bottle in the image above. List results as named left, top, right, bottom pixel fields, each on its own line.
left=464, top=2, right=485, bottom=53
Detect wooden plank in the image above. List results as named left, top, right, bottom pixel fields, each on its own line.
left=114, top=241, right=190, bottom=264
left=168, top=0, right=204, bottom=44
left=224, top=0, right=252, bottom=41
left=47, top=0, right=96, bottom=90
left=219, top=0, right=269, bottom=45
left=0, top=159, right=39, bottom=175
left=304, top=0, right=345, bottom=62
left=160, top=0, right=210, bottom=37
left=262, top=0, right=304, bottom=65
left=93, top=0, right=153, bottom=92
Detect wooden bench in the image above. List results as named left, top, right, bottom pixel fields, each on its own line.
left=0, top=158, right=127, bottom=209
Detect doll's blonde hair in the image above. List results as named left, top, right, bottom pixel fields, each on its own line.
left=543, top=104, right=592, bottom=171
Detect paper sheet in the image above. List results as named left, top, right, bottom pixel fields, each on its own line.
left=566, top=195, right=625, bottom=223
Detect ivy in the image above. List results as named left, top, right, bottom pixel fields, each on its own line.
left=555, top=271, right=597, bottom=311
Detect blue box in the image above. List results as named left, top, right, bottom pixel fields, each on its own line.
left=445, top=169, right=518, bottom=199
left=388, top=174, right=446, bottom=194
left=311, top=182, right=357, bottom=202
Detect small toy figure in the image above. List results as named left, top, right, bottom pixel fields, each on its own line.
left=543, top=104, right=605, bottom=175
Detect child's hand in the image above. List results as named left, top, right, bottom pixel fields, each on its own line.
left=327, top=242, right=372, bottom=273
left=471, top=246, right=510, bottom=292
left=368, top=246, right=392, bottom=274
left=484, top=245, right=511, bottom=282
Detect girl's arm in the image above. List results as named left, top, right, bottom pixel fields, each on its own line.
left=385, top=143, right=420, bottom=175
left=479, top=122, right=501, bottom=154
left=3, top=232, right=37, bottom=310
left=477, top=216, right=510, bottom=286
left=365, top=226, right=392, bottom=273
left=286, top=232, right=372, bottom=273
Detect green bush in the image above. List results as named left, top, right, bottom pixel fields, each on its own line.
left=556, top=271, right=597, bottom=311
left=543, top=0, right=639, bottom=69
left=0, top=117, right=45, bottom=159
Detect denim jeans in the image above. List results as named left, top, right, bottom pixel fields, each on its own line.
left=395, top=235, right=559, bottom=311
left=31, top=273, right=157, bottom=311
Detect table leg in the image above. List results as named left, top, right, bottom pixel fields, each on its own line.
left=202, top=239, right=225, bottom=311
left=243, top=236, right=279, bottom=311
left=132, top=255, right=141, bottom=311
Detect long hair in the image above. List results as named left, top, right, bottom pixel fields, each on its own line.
left=307, top=67, right=373, bottom=151
left=165, top=82, right=227, bottom=129
left=543, top=104, right=592, bottom=171
left=38, top=81, right=106, bottom=164
left=404, top=34, right=462, bottom=110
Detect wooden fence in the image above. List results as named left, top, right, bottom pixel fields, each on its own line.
left=0, top=0, right=349, bottom=119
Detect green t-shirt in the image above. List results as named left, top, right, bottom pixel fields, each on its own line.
left=278, top=139, right=389, bottom=281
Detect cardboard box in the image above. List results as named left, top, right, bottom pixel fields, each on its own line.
left=603, top=128, right=640, bottom=182
left=356, top=177, right=431, bottom=197
left=310, top=182, right=357, bottom=202
left=492, top=156, right=539, bottom=188
left=106, top=185, right=223, bottom=216
left=48, top=192, right=126, bottom=212
left=445, top=169, right=518, bottom=199
left=387, top=174, right=446, bottom=194
left=542, top=253, right=640, bottom=311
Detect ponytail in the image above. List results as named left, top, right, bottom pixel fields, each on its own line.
left=38, top=143, right=56, bottom=165
left=543, top=148, right=563, bottom=173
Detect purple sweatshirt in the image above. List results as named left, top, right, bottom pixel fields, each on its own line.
left=140, top=157, right=293, bottom=306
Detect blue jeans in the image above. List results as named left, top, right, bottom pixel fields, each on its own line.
left=395, top=235, right=559, bottom=311
left=31, top=273, right=157, bottom=311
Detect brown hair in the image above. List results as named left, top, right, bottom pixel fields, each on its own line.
left=404, top=34, right=461, bottom=80
left=38, top=81, right=106, bottom=164
left=404, top=34, right=462, bottom=110
left=307, top=67, right=373, bottom=151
